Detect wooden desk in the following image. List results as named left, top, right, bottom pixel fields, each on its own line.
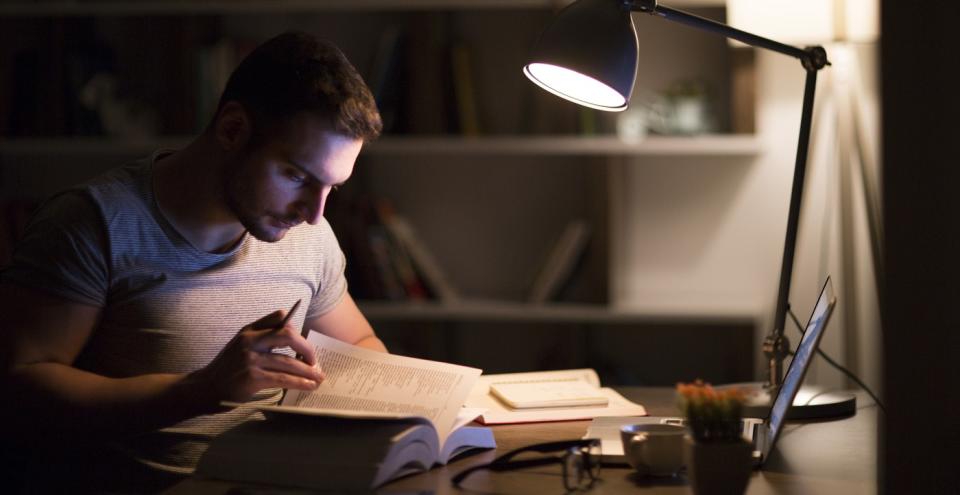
left=168, top=387, right=877, bottom=495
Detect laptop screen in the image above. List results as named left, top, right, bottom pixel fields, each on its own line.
left=763, top=277, right=837, bottom=458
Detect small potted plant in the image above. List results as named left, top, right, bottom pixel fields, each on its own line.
left=677, top=380, right=752, bottom=495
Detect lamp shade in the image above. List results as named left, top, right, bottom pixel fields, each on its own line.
left=523, top=0, right=638, bottom=112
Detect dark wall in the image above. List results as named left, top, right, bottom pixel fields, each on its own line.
left=881, top=1, right=960, bottom=493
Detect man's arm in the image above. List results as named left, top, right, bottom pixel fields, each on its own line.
left=0, top=283, right=324, bottom=447
left=305, top=292, right=387, bottom=352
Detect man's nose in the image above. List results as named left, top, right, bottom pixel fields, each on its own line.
left=301, top=186, right=330, bottom=225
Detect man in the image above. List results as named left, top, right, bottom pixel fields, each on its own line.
left=0, top=31, right=385, bottom=492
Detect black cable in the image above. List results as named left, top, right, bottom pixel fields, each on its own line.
left=788, top=307, right=886, bottom=413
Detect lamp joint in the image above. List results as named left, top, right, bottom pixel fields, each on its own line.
left=763, top=332, right=791, bottom=389
left=801, top=46, right=830, bottom=71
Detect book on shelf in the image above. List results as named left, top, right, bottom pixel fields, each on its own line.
left=329, top=193, right=446, bottom=302
left=197, top=332, right=494, bottom=491
left=464, top=368, right=647, bottom=425
left=330, top=193, right=388, bottom=301
left=194, top=37, right=254, bottom=132
left=367, top=25, right=406, bottom=134
left=528, top=220, right=592, bottom=304
left=376, top=200, right=461, bottom=303
left=449, top=40, right=481, bottom=136
left=403, top=14, right=453, bottom=134
left=367, top=224, right=408, bottom=301
left=373, top=199, right=429, bottom=301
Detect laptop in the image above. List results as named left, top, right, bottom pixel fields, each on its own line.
left=586, top=276, right=837, bottom=468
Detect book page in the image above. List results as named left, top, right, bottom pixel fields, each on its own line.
left=281, top=332, right=481, bottom=444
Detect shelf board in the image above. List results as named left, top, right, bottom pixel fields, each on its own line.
left=0, top=0, right=725, bottom=17
left=369, top=135, right=761, bottom=157
left=358, top=299, right=759, bottom=325
left=0, top=135, right=761, bottom=158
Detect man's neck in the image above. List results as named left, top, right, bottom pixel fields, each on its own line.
left=153, top=136, right=246, bottom=253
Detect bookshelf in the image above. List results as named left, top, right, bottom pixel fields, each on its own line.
left=0, top=0, right=760, bottom=384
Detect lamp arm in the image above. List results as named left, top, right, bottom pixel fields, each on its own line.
left=625, top=0, right=830, bottom=388
left=763, top=68, right=820, bottom=388
left=626, top=0, right=829, bottom=69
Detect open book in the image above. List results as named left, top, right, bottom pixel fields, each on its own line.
left=465, top=369, right=647, bottom=424
left=197, top=332, right=495, bottom=491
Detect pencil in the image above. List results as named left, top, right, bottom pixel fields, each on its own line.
left=279, top=298, right=302, bottom=330
left=278, top=298, right=312, bottom=364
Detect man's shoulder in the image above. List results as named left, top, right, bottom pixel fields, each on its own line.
left=29, top=154, right=155, bottom=233
left=30, top=189, right=102, bottom=229
left=81, top=156, right=152, bottom=203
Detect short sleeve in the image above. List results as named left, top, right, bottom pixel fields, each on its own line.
left=305, top=220, right=348, bottom=319
left=1, top=191, right=109, bottom=306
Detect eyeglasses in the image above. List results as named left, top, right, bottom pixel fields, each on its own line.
left=452, top=439, right=602, bottom=491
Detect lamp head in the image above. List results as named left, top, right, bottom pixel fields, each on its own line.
left=523, top=0, right=638, bottom=112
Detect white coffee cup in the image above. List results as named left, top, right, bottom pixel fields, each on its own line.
left=620, top=423, right=686, bottom=476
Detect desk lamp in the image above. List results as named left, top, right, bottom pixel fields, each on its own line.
left=524, top=0, right=853, bottom=417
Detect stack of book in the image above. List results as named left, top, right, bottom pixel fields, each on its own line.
left=330, top=194, right=459, bottom=304
left=366, top=21, right=482, bottom=136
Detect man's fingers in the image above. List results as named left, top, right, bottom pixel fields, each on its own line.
left=256, top=330, right=317, bottom=366
left=257, top=352, right=325, bottom=383
left=255, top=368, right=321, bottom=391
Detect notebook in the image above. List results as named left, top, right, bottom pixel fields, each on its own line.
left=587, top=277, right=837, bottom=467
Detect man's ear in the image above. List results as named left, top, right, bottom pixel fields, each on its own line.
left=214, top=101, right=251, bottom=152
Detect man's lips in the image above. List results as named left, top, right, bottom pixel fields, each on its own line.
left=270, top=217, right=301, bottom=229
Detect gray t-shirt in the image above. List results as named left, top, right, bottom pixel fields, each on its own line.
left=2, top=151, right=348, bottom=475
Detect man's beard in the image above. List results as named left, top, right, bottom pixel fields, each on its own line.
left=223, top=164, right=285, bottom=243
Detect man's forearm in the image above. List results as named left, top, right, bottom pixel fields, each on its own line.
left=4, top=362, right=215, bottom=445
left=354, top=334, right=388, bottom=352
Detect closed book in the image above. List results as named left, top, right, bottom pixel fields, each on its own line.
left=466, top=369, right=647, bottom=425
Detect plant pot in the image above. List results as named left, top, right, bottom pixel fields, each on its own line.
left=684, top=436, right=752, bottom=495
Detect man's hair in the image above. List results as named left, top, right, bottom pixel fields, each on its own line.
left=216, top=31, right=382, bottom=143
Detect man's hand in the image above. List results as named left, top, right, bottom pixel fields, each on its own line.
left=189, top=309, right=325, bottom=408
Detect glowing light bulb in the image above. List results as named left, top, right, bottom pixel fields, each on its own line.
left=523, top=63, right=628, bottom=112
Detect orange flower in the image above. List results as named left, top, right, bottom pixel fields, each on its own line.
left=676, top=379, right=746, bottom=443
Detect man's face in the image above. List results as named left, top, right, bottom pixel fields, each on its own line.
left=224, top=113, right=362, bottom=243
